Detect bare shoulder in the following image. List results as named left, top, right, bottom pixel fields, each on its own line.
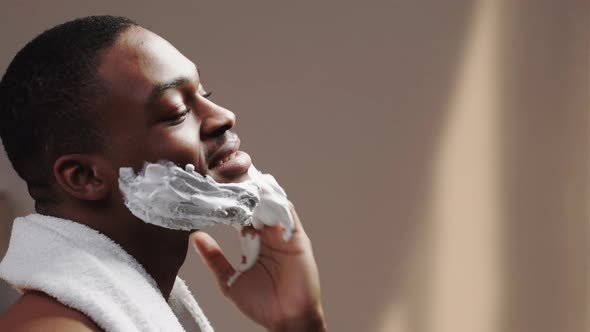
left=0, top=291, right=103, bottom=331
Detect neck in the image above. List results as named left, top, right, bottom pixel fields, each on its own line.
left=47, top=205, right=191, bottom=300
left=108, top=220, right=191, bottom=300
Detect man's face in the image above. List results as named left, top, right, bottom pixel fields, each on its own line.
left=97, top=26, right=251, bottom=185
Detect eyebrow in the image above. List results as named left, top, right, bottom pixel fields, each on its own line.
left=147, top=68, right=201, bottom=105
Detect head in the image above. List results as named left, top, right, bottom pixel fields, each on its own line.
left=0, top=16, right=251, bottom=220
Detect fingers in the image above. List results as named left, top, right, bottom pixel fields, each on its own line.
left=237, top=227, right=261, bottom=271
left=288, top=201, right=305, bottom=235
left=191, top=231, right=236, bottom=294
left=259, top=202, right=304, bottom=237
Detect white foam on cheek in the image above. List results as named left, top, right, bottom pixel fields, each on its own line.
left=118, top=161, right=261, bottom=231
left=118, top=161, right=295, bottom=286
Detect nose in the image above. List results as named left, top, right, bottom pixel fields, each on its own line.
left=198, top=99, right=236, bottom=140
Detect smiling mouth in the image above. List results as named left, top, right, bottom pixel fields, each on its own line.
left=208, top=137, right=241, bottom=170
left=207, top=136, right=252, bottom=177
left=213, top=151, right=240, bottom=168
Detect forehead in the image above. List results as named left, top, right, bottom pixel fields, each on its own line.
left=98, top=26, right=197, bottom=103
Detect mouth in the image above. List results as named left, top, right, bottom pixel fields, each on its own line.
left=208, top=136, right=252, bottom=178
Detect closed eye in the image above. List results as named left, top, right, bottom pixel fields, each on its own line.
left=166, top=108, right=192, bottom=124
left=164, top=90, right=211, bottom=124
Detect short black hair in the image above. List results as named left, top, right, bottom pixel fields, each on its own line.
left=0, top=15, right=137, bottom=207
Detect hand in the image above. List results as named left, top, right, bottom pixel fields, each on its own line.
left=191, top=203, right=327, bottom=331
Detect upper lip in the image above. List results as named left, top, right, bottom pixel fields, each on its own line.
left=208, top=136, right=241, bottom=169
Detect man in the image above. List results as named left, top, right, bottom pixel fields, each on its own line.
left=0, top=15, right=326, bottom=331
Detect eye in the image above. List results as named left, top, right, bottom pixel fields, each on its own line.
left=166, top=107, right=192, bottom=124
left=198, top=86, right=212, bottom=99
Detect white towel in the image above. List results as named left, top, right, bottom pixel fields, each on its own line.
left=0, top=214, right=214, bottom=332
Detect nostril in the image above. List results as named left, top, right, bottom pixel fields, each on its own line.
left=205, top=124, right=232, bottom=139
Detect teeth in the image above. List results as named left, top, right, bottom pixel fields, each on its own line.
left=217, top=152, right=237, bottom=166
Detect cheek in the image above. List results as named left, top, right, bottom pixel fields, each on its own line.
left=104, top=115, right=202, bottom=173
left=148, top=117, right=202, bottom=166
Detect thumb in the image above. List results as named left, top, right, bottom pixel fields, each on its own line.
left=191, top=231, right=236, bottom=294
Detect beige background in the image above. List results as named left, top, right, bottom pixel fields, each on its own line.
left=0, top=1, right=588, bottom=331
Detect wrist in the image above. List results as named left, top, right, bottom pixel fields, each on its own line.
left=269, top=307, right=327, bottom=332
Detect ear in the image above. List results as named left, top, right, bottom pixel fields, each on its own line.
left=53, top=154, right=112, bottom=201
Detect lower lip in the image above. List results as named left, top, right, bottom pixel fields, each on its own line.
left=212, top=151, right=252, bottom=177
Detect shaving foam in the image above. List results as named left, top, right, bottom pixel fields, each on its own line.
left=118, top=161, right=294, bottom=285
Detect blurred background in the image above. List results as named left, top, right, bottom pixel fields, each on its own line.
left=0, top=1, right=588, bottom=331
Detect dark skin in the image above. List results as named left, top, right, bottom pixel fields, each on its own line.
left=0, top=26, right=326, bottom=331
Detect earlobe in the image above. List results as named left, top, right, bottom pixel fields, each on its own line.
left=53, top=154, right=111, bottom=201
